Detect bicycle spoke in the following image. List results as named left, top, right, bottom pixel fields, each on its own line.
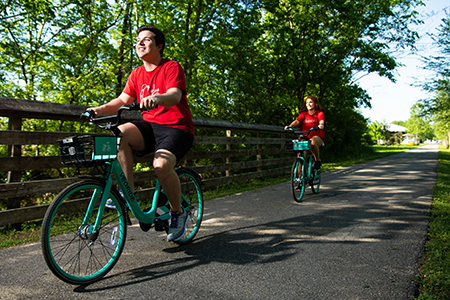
left=291, top=159, right=305, bottom=202
left=41, top=181, right=127, bottom=284
left=174, top=168, right=203, bottom=245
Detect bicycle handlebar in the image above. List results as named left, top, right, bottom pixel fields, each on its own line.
left=285, top=126, right=323, bottom=139
left=80, top=102, right=146, bottom=135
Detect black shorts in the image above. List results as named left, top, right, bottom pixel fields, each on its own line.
left=130, top=121, right=194, bottom=164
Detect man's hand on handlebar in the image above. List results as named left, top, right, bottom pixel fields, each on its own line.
left=80, top=109, right=96, bottom=122
left=140, top=94, right=160, bottom=110
left=84, top=106, right=103, bottom=119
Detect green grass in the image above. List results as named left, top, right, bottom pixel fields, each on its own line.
left=0, top=221, right=42, bottom=248
left=415, top=145, right=450, bottom=299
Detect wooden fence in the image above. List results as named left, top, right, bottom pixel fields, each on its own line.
left=0, top=97, right=292, bottom=227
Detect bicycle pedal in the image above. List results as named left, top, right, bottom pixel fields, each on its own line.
left=154, top=218, right=169, bottom=232
left=139, top=207, right=153, bottom=232
left=139, top=221, right=153, bottom=232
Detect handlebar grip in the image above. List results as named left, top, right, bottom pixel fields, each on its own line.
left=80, top=110, right=95, bottom=121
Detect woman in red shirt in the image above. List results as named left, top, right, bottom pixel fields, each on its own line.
left=285, top=95, right=325, bottom=169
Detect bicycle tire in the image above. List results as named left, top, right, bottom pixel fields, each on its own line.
left=173, top=167, right=204, bottom=245
left=291, top=159, right=305, bottom=202
left=311, top=168, right=321, bottom=194
left=41, top=180, right=127, bottom=285
left=307, top=155, right=321, bottom=194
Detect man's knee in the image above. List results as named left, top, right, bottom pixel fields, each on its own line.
left=153, top=150, right=176, bottom=173
left=118, top=123, right=146, bottom=151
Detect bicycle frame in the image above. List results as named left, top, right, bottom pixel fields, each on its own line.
left=41, top=103, right=204, bottom=285
left=285, top=126, right=322, bottom=202
left=297, top=151, right=318, bottom=182
left=86, top=159, right=166, bottom=234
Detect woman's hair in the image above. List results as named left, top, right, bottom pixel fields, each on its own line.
left=300, top=95, right=323, bottom=112
left=137, top=25, right=166, bottom=57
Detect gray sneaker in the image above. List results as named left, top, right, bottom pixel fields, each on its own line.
left=167, top=208, right=189, bottom=241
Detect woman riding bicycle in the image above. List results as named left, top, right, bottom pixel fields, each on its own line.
left=285, top=95, right=325, bottom=170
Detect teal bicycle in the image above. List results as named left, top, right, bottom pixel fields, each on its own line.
left=285, top=127, right=322, bottom=202
left=41, top=103, right=203, bottom=285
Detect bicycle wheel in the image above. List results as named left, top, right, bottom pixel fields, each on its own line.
left=291, top=158, right=305, bottom=202
left=175, top=167, right=204, bottom=245
left=311, top=167, right=321, bottom=194
left=41, top=180, right=127, bottom=285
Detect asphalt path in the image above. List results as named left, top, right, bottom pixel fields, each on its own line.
left=0, top=144, right=438, bottom=300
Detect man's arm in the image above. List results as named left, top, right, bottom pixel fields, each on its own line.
left=140, top=87, right=182, bottom=110
left=89, top=93, right=135, bottom=117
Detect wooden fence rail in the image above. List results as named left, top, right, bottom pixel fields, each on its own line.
left=0, top=97, right=291, bottom=227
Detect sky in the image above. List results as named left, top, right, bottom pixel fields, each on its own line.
left=358, top=0, right=449, bottom=124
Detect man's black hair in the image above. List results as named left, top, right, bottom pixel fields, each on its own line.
left=137, top=25, right=165, bottom=57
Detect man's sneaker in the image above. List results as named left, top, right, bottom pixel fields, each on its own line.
left=167, top=207, right=189, bottom=242
left=105, top=190, right=138, bottom=209
left=314, top=160, right=322, bottom=170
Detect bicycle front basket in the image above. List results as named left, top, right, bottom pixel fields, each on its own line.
left=58, top=135, right=120, bottom=167
left=285, top=139, right=311, bottom=151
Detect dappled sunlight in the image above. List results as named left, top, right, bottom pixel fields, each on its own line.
left=315, top=236, right=382, bottom=242
left=253, top=228, right=290, bottom=235
left=202, top=215, right=249, bottom=227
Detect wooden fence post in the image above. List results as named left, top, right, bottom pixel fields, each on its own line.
left=7, top=117, right=23, bottom=229
left=257, top=132, right=262, bottom=172
left=226, top=130, right=232, bottom=176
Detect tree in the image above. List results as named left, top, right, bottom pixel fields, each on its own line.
left=0, top=0, right=423, bottom=158
left=406, top=102, right=435, bottom=143
left=368, top=121, right=385, bottom=144
left=419, top=12, right=450, bottom=145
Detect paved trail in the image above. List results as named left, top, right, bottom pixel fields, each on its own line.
left=0, top=145, right=437, bottom=299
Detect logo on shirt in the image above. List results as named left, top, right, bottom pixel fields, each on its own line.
left=140, top=84, right=160, bottom=100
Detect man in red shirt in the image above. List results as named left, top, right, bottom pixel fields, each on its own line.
left=89, top=25, right=194, bottom=242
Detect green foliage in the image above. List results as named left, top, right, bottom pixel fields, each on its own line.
left=0, top=0, right=424, bottom=180
left=419, top=13, right=450, bottom=146
left=416, top=146, right=450, bottom=299
left=412, top=14, right=450, bottom=299
left=367, top=121, right=386, bottom=144
left=392, top=120, right=407, bottom=127
left=407, top=103, right=436, bottom=142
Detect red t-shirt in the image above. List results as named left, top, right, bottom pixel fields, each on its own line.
left=123, top=59, right=194, bottom=135
left=296, top=110, right=326, bottom=140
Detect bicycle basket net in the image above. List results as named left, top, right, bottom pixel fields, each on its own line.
left=285, top=139, right=311, bottom=151
left=58, top=135, right=120, bottom=167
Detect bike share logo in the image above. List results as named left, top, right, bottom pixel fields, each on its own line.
left=102, top=141, right=112, bottom=153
